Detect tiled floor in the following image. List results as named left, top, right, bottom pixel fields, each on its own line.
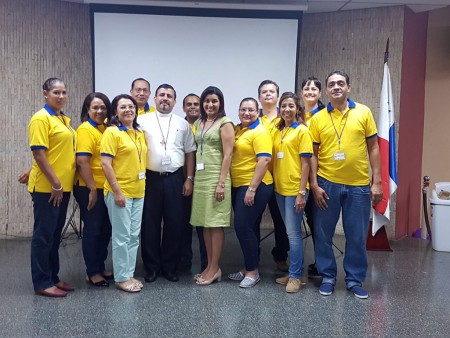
left=1, top=229, right=449, bottom=337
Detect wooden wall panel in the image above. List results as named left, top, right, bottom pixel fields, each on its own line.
left=297, top=6, right=404, bottom=238
left=0, top=0, right=91, bottom=237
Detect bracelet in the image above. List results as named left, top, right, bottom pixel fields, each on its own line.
left=218, top=182, right=225, bottom=188
left=52, top=185, right=63, bottom=191
left=298, top=190, right=306, bottom=196
left=111, top=181, right=119, bottom=186
left=187, top=176, right=194, bottom=182
left=248, top=187, right=256, bottom=192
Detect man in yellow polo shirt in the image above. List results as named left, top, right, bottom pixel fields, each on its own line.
left=309, top=70, right=383, bottom=299
left=258, top=80, right=289, bottom=272
left=179, top=93, right=207, bottom=272
left=130, top=78, right=156, bottom=115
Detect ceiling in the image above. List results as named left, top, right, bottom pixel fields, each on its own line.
left=62, top=0, right=450, bottom=13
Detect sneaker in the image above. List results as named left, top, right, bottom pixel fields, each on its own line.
left=286, top=278, right=301, bottom=293
left=239, top=274, right=260, bottom=288
left=276, top=275, right=307, bottom=286
left=348, top=285, right=369, bottom=299
left=274, top=259, right=289, bottom=272
left=228, top=271, right=245, bottom=281
left=308, top=263, right=321, bottom=279
left=319, top=283, right=334, bottom=296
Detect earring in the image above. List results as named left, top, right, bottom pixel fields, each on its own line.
left=45, top=96, right=48, bottom=99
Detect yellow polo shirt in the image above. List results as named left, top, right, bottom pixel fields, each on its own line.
left=309, top=99, right=377, bottom=186
left=273, top=122, right=313, bottom=196
left=28, top=105, right=76, bottom=193
left=137, top=103, right=156, bottom=116
left=231, top=119, right=273, bottom=187
left=75, top=119, right=106, bottom=189
left=305, top=107, right=320, bottom=127
left=100, top=125, right=147, bottom=198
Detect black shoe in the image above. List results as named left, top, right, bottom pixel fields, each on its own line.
left=308, top=263, right=321, bottom=279
left=144, top=271, right=158, bottom=283
left=162, top=271, right=179, bottom=282
left=86, top=276, right=110, bottom=287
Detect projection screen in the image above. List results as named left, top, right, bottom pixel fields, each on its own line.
left=92, top=5, right=302, bottom=122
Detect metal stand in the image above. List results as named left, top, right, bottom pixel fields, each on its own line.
left=60, top=202, right=82, bottom=242
left=260, top=217, right=344, bottom=255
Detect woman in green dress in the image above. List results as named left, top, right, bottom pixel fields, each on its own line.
left=190, top=86, right=234, bottom=286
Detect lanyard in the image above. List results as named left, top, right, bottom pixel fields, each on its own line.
left=200, top=117, right=217, bottom=156
left=155, top=113, right=172, bottom=153
left=126, top=129, right=143, bottom=168
left=329, top=110, right=349, bottom=150
left=57, top=114, right=76, bottom=151
left=280, top=126, right=293, bottom=145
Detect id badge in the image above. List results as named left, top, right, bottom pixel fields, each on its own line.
left=277, top=152, right=284, bottom=159
left=138, top=172, right=145, bottom=180
left=161, top=155, right=172, bottom=166
left=197, top=162, right=205, bottom=171
left=333, top=152, right=346, bottom=161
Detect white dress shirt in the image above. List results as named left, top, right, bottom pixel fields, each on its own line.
left=138, top=111, right=196, bottom=172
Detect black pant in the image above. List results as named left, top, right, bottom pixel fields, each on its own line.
left=141, top=169, right=184, bottom=274
left=304, top=193, right=315, bottom=247
left=268, top=192, right=290, bottom=262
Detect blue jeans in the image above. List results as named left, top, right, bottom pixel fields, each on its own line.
left=313, top=176, right=371, bottom=288
left=232, top=183, right=273, bottom=271
left=105, top=192, right=143, bottom=283
left=73, top=186, right=111, bottom=277
left=30, top=192, right=71, bottom=291
left=275, top=192, right=308, bottom=279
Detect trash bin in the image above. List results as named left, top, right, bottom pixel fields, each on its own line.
left=430, top=182, right=450, bottom=252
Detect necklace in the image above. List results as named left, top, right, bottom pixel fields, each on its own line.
left=206, top=118, right=215, bottom=122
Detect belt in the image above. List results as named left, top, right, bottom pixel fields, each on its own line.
left=147, top=168, right=181, bottom=177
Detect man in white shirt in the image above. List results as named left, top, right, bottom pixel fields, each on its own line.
left=138, top=84, right=196, bottom=283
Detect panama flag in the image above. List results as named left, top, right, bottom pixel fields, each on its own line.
left=372, top=59, right=398, bottom=236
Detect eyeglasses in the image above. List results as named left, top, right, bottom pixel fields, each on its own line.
left=239, top=108, right=257, bottom=113
left=133, top=88, right=149, bottom=94
left=118, top=105, right=136, bottom=111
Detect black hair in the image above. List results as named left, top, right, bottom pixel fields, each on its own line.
left=239, top=97, right=259, bottom=111
left=43, top=77, right=64, bottom=91
left=80, top=92, right=112, bottom=124
left=199, top=86, right=226, bottom=121
left=110, top=94, right=139, bottom=130
left=258, top=79, right=280, bottom=97
left=131, top=78, right=150, bottom=90
left=277, top=92, right=305, bottom=130
left=183, top=93, right=200, bottom=107
left=301, top=76, right=325, bottom=110
left=325, top=70, right=350, bottom=86
left=155, top=84, right=177, bottom=100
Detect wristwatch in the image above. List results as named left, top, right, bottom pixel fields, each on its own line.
left=298, top=190, right=306, bottom=196
left=187, top=176, right=194, bottom=182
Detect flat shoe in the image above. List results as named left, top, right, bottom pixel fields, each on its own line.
left=103, top=273, right=114, bottom=280
left=228, top=271, right=245, bottom=281
left=55, top=281, right=75, bottom=292
left=86, top=276, right=109, bottom=287
left=35, top=288, right=67, bottom=298
left=115, top=281, right=141, bottom=293
left=239, top=275, right=260, bottom=288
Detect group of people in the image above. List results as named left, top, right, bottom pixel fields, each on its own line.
left=23, top=70, right=382, bottom=299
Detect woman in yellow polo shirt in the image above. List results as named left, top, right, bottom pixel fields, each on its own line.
left=272, top=92, right=313, bottom=293
left=73, top=92, right=113, bottom=287
left=300, top=76, right=325, bottom=279
left=101, top=94, right=147, bottom=293
left=228, top=97, right=273, bottom=288
left=28, top=77, right=76, bottom=297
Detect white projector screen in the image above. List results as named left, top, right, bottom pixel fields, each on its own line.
left=92, top=6, right=301, bottom=123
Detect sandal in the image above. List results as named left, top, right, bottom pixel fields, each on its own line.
left=115, top=281, right=141, bottom=293
left=131, top=277, right=143, bottom=288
